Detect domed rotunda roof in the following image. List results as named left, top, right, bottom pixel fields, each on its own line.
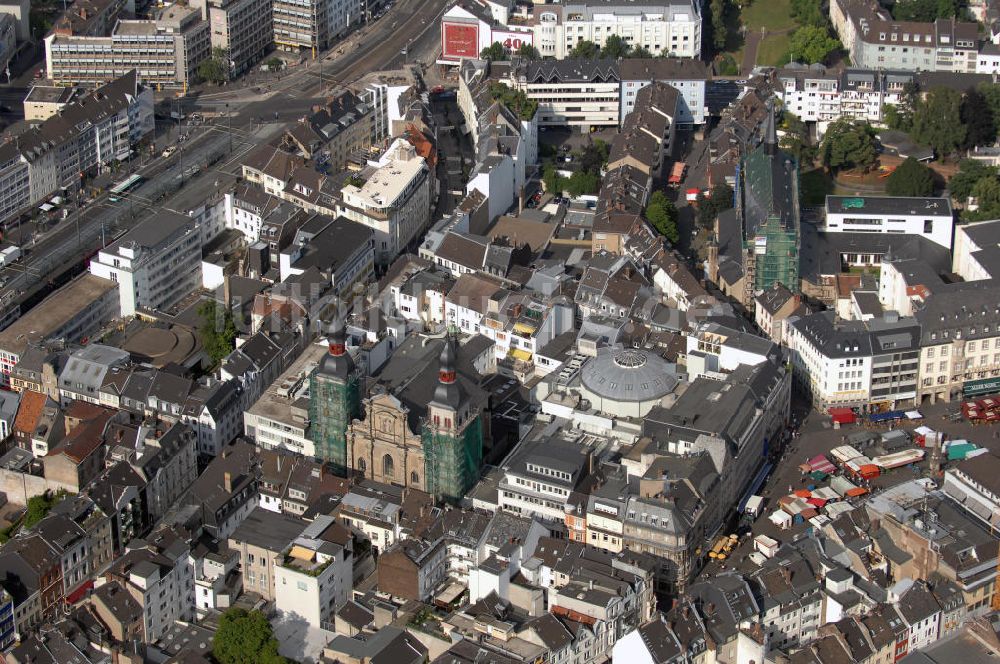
left=579, top=347, right=678, bottom=404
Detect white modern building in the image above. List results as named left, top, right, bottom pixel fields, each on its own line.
left=619, top=57, right=708, bottom=125
left=823, top=195, right=955, bottom=249
left=274, top=515, right=352, bottom=629
left=89, top=209, right=203, bottom=317
left=513, top=60, right=621, bottom=128
left=439, top=0, right=701, bottom=64
left=787, top=310, right=921, bottom=411
left=45, top=7, right=211, bottom=89
left=337, top=139, right=431, bottom=265
left=533, top=0, right=702, bottom=60
left=776, top=66, right=913, bottom=129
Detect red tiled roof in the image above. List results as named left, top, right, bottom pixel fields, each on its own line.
left=13, top=391, right=47, bottom=436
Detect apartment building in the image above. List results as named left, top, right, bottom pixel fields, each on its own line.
left=0, top=71, right=153, bottom=224
left=337, top=138, right=431, bottom=265
left=914, top=289, right=1000, bottom=403
left=776, top=66, right=914, bottom=127
left=952, top=220, right=1000, bottom=282
left=823, top=195, right=955, bottom=249
left=228, top=507, right=308, bottom=601
left=107, top=527, right=193, bottom=642
left=89, top=209, right=203, bottom=317
left=278, top=214, right=375, bottom=294
left=273, top=515, right=353, bottom=629
left=45, top=7, right=211, bottom=89
left=533, top=0, right=701, bottom=60
left=190, top=0, right=273, bottom=77
left=830, top=0, right=980, bottom=72
left=244, top=342, right=328, bottom=458
left=787, top=310, right=921, bottom=411
left=619, top=57, right=708, bottom=125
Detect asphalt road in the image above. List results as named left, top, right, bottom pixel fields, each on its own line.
left=0, top=0, right=449, bottom=313
left=185, top=0, right=450, bottom=111
left=0, top=121, right=281, bottom=310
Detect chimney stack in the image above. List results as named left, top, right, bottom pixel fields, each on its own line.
left=224, top=472, right=232, bottom=493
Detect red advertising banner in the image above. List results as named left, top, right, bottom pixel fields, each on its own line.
left=442, top=22, right=480, bottom=59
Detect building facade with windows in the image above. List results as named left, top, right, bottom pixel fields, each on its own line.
left=45, top=7, right=211, bottom=89
left=823, top=196, right=955, bottom=250
left=89, top=209, right=203, bottom=317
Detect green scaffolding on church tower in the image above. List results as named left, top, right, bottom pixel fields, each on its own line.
left=308, top=319, right=361, bottom=473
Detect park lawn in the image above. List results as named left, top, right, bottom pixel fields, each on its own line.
left=741, top=0, right=798, bottom=32
left=799, top=168, right=832, bottom=207
left=756, top=33, right=791, bottom=66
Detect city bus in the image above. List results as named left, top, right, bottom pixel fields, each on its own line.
left=108, top=174, right=144, bottom=202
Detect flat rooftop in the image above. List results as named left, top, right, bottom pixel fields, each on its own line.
left=826, top=195, right=952, bottom=217
left=246, top=341, right=328, bottom=426
left=345, top=155, right=425, bottom=209
left=24, top=86, right=77, bottom=105
left=0, top=274, right=116, bottom=356
left=113, top=20, right=159, bottom=36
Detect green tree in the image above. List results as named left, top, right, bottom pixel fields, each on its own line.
left=976, top=82, right=1000, bottom=124
left=602, top=35, right=631, bottom=59
left=883, top=79, right=920, bottom=132
left=569, top=40, right=601, bottom=59
left=779, top=111, right=816, bottom=164
left=961, top=87, right=996, bottom=150
left=487, top=82, right=537, bottom=120
left=710, top=0, right=731, bottom=51
left=213, top=609, right=286, bottom=664
left=787, top=25, right=841, bottom=64
left=22, top=491, right=63, bottom=530
left=820, top=119, right=878, bottom=172
left=198, top=47, right=229, bottom=84
left=717, top=54, right=740, bottom=76
left=949, top=159, right=999, bottom=201
left=515, top=43, right=540, bottom=59
left=577, top=139, right=609, bottom=174
left=645, top=191, right=679, bottom=243
left=265, top=57, right=284, bottom=72
left=969, top=176, right=1000, bottom=220
left=911, top=87, right=966, bottom=157
left=790, top=0, right=827, bottom=26
left=631, top=46, right=654, bottom=59
left=565, top=170, right=600, bottom=196
left=198, top=301, right=237, bottom=365
left=542, top=165, right=563, bottom=195
left=480, top=42, right=508, bottom=61
left=886, top=157, right=935, bottom=196
left=696, top=184, right=734, bottom=228
left=892, top=0, right=957, bottom=21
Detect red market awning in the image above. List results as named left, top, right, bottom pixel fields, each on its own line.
left=828, top=407, right=856, bottom=424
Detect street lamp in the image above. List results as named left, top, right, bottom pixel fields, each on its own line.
left=227, top=103, right=232, bottom=154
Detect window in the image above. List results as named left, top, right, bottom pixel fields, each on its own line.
left=411, top=471, right=419, bottom=485
left=358, top=458, right=366, bottom=474
left=383, top=454, right=394, bottom=479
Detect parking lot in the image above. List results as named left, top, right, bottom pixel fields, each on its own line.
left=697, top=396, right=1000, bottom=579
